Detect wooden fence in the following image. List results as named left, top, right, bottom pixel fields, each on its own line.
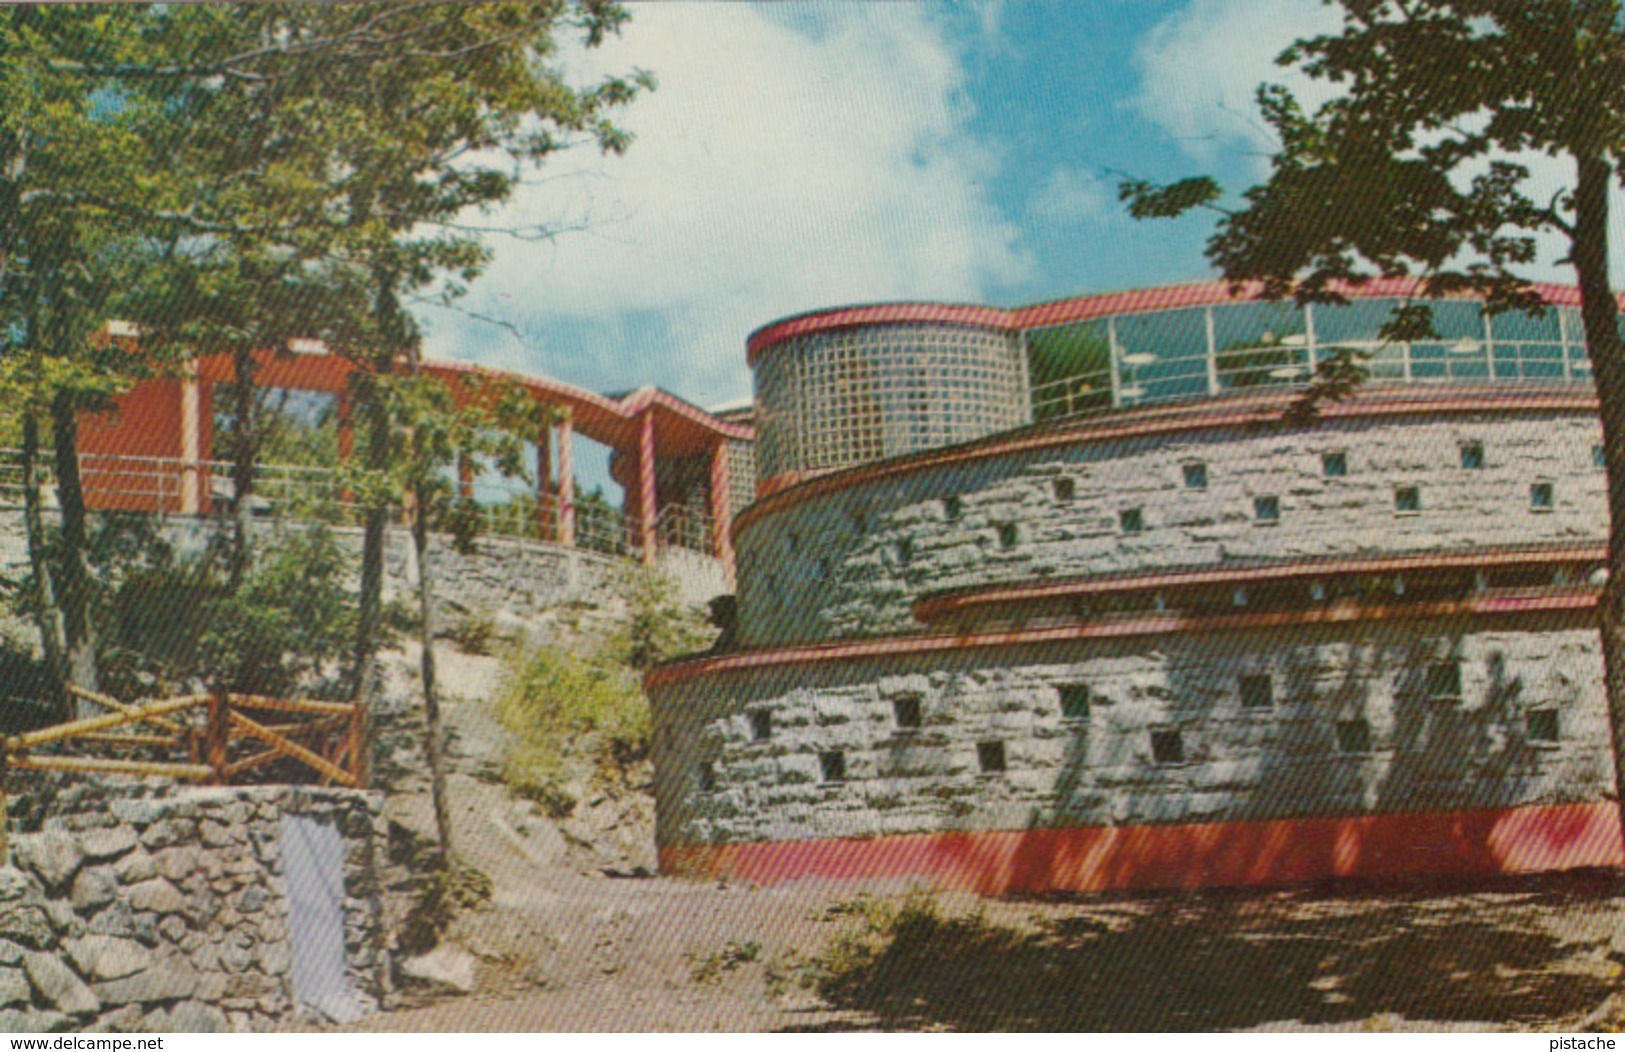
left=0, top=685, right=367, bottom=862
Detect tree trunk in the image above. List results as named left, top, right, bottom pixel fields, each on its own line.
left=1571, top=151, right=1625, bottom=852
left=20, top=412, right=68, bottom=719
left=228, top=342, right=258, bottom=591
left=413, top=491, right=455, bottom=865
left=49, top=393, right=97, bottom=701
left=349, top=366, right=390, bottom=700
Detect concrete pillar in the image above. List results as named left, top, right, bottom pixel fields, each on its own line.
left=557, top=414, right=575, bottom=548
left=637, top=409, right=658, bottom=566
left=710, top=440, right=735, bottom=589
left=180, top=360, right=202, bottom=516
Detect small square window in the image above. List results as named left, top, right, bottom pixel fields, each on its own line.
left=942, top=496, right=963, bottom=522
left=819, top=751, right=847, bottom=783
left=1426, top=662, right=1462, bottom=700
left=750, top=710, right=773, bottom=742
left=1531, top=482, right=1554, bottom=510
left=1460, top=442, right=1485, bottom=470
left=896, top=539, right=913, bottom=567
left=1120, top=508, right=1144, bottom=535
left=1594, top=445, right=1607, bottom=470
left=1395, top=486, right=1421, bottom=513
left=1058, top=684, right=1092, bottom=721
left=1151, top=729, right=1185, bottom=765
left=697, top=762, right=717, bottom=793
left=997, top=523, right=1020, bottom=550
left=1322, top=452, right=1348, bottom=478
left=893, top=695, right=922, bottom=729
left=1254, top=496, right=1281, bottom=523
left=977, top=740, right=1007, bottom=774
left=1335, top=719, right=1372, bottom=754
left=1053, top=477, right=1076, bottom=502
left=1239, top=674, right=1274, bottom=708
left=1183, top=462, right=1209, bottom=490
left=1527, top=709, right=1559, bottom=742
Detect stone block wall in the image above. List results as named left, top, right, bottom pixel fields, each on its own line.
left=735, top=408, right=1608, bottom=646
left=652, top=617, right=1612, bottom=849
left=0, top=788, right=384, bottom=1033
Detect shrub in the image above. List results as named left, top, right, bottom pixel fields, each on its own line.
left=494, top=646, right=650, bottom=814
left=449, top=608, right=501, bottom=656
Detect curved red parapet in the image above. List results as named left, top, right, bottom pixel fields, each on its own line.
left=660, top=802, right=1625, bottom=895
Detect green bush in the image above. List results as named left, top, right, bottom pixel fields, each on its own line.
left=449, top=607, right=501, bottom=656
left=494, top=646, right=650, bottom=815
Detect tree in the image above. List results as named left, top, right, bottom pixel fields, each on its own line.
left=1120, top=0, right=1625, bottom=844
left=366, top=368, right=548, bottom=865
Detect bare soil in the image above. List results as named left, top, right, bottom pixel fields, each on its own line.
left=348, top=647, right=1625, bottom=1033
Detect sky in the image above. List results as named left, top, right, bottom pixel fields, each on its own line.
left=415, top=1, right=1614, bottom=435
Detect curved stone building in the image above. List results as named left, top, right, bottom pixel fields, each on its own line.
left=647, top=280, right=1625, bottom=894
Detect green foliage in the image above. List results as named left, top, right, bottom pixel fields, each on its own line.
left=400, top=862, right=494, bottom=955
left=494, top=646, right=651, bottom=816
left=689, top=940, right=763, bottom=985
left=81, top=518, right=357, bottom=700
left=449, top=607, right=502, bottom=657
left=199, top=527, right=357, bottom=697
left=807, top=891, right=1025, bottom=1016
left=607, top=569, right=715, bottom=671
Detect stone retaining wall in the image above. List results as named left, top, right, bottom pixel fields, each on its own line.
left=653, top=617, right=1611, bottom=848
left=734, top=407, right=1607, bottom=646
left=0, top=788, right=384, bottom=1033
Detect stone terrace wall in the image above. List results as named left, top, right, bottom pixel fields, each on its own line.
left=653, top=617, right=1611, bottom=848
left=734, top=409, right=1608, bottom=646
left=0, top=788, right=384, bottom=1033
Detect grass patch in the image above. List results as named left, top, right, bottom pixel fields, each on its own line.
left=493, top=646, right=650, bottom=818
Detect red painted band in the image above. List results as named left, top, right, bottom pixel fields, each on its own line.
left=660, top=802, right=1624, bottom=894
left=733, top=385, right=1599, bottom=542
left=644, top=590, right=1598, bottom=691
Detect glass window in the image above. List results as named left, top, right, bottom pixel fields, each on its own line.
left=1323, top=452, right=1348, bottom=477
left=1335, top=719, right=1372, bottom=754
left=819, top=751, right=846, bottom=783
left=1184, top=462, right=1209, bottom=489
left=1211, top=301, right=1311, bottom=390
left=1058, top=684, right=1092, bottom=721
left=977, top=740, right=1007, bottom=774
left=894, top=696, right=922, bottom=729
left=1151, top=729, right=1185, bottom=765
left=1113, top=308, right=1211, bottom=404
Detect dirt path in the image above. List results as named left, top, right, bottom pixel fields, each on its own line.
left=352, top=648, right=1625, bottom=1033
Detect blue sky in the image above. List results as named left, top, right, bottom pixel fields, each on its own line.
left=416, top=0, right=1606, bottom=431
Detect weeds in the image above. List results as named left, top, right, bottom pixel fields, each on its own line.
left=688, top=940, right=763, bottom=984
left=493, top=646, right=651, bottom=817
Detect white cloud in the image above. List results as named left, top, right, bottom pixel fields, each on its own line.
left=1132, top=0, right=1342, bottom=171
left=1027, top=168, right=1116, bottom=228
left=422, top=3, right=1030, bottom=408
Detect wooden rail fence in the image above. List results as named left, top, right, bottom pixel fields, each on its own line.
left=0, top=686, right=367, bottom=863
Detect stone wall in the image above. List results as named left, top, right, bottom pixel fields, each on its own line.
left=652, top=617, right=1612, bottom=849
left=0, top=788, right=384, bottom=1033
left=734, top=407, right=1608, bottom=646
left=0, top=512, right=726, bottom=638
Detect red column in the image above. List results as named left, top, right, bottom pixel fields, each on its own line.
left=557, top=414, right=575, bottom=548
left=457, top=455, right=475, bottom=501
left=637, top=409, right=657, bottom=565
left=536, top=422, right=554, bottom=541
left=710, top=440, right=735, bottom=589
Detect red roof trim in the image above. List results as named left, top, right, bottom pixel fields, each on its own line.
left=645, top=591, right=1596, bottom=691
left=913, top=545, right=1606, bottom=624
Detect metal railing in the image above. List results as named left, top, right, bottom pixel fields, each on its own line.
left=0, top=450, right=724, bottom=561
left=1029, top=336, right=1595, bottom=425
